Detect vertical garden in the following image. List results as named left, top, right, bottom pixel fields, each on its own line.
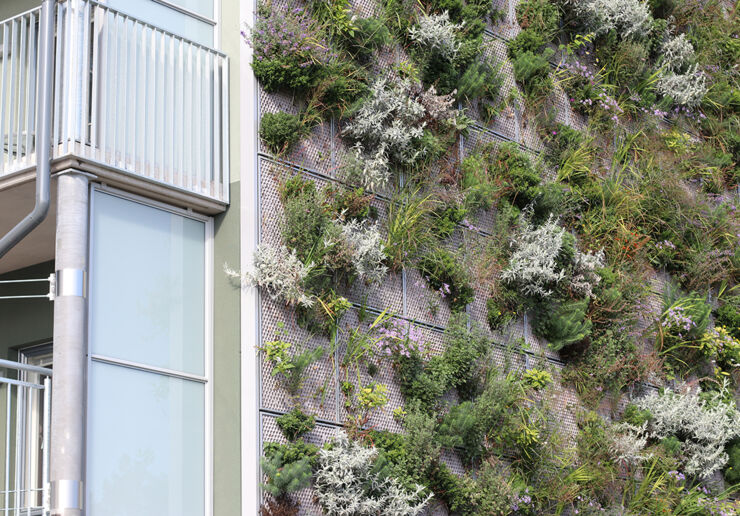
left=237, top=0, right=740, bottom=513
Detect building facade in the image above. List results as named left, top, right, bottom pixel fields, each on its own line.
left=0, top=0, right=259, bottom=514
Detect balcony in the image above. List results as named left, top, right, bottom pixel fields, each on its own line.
left=0, top=0, right=230, bottom=208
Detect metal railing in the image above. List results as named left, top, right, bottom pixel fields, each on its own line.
left=0, top=359, right=51, bottom=516
left=0, top=0, right=230, bottom=203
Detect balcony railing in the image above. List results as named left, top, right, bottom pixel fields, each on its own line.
left=0, top=359, right=51, bottom=516
left=0, top=0, right=229, bottom=204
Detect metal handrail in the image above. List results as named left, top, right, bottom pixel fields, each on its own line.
left=0, top=359, right=52, bottom=376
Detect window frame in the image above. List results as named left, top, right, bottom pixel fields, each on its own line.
left=100, top=0, right=220, bottom=48
left=85, top=184, right=214, bottom=516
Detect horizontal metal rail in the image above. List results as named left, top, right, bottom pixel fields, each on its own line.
left=0, top=359, right=52, bottom=377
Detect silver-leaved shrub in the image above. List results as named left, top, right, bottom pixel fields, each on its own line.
left=502, top=216, right=604, bottom=299
left=337, top=219, right=389, bottom=285
left=657, top=65, right=707, bottom=108
left=342, top=78, right=466, bottom=190
left=571, top=0, right=653, bottom=40
left=224, top=244, right=314, bottom=307
left=619, top=382, right=740, bottom=478
left=409, top=11, right=462, bottom=61
left=314, top=432, right=432, bottom=516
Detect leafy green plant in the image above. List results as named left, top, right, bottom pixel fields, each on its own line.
left=522, top=369, right=553, bottom=390
left=384, top=190, right=435, bottom=271
left=431, top=204, right=468, bottom=239
left=418, top=249, right=474, bottom=312
left=261, top=323, right=326, bottom=397
left=533, top=298, right=592, bottom=351
left=512, top=49, right=555, bottom=101
left=260, top=112, right=306, bottom=154
left=277, top=408, right=316, bottom=441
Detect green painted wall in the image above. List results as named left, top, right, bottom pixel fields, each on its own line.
left=212, top=0, right=242, bottom=513
left=0, top=0, right=37, bottom=21
left=0, top=261, right=54, bottom=362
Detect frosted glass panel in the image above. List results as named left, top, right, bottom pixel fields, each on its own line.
left=91, top=192, right=205, bottom=375
left=87, top=362, right=205, bottom=516
left=105, top=0, right=214, bottom=46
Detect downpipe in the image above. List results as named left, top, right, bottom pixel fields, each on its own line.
left=0, top=0, right=56, bottom=259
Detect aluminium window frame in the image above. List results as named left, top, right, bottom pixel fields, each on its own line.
left=85, top=183, right=214, bottom=516
left=98, top=0, right=221, bottom=49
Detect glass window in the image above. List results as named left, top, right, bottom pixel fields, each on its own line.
left=88, top=190, right=209, bottom=516
left=105, top=0, right=214, bottom=47
left=87, top=362, right=205, bottom=516
left=90, top=192, right=205, bottom=376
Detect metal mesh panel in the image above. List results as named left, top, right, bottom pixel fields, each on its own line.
left=348, top=0, right=381, bottom=17
left=405, top=267, right=456, bottom=328
left=258, top=86, right=335, bottom=173
left=337, top=310, right=407, bottom=434
left=546, top=366, right=581, bottom=442
left=466, top=37, right=520, bottom=140
left=260, top=295, right=340, bottom=422
left=489, top=0, right=520, bottom=39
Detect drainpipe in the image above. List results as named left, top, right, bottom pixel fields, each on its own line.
left=0, top=0, right=55, bottom=259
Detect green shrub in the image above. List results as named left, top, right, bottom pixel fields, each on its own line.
left=485, top=285, right=523, bottom=330
left=512, top=49, right=554, bottom=100
left=279, top=176, right=328, bottom=263
left=507, top=30, right=545, bottom=58
left=344, top=17, right=392, bottom=62
left=461, top=154, right=496, bottom=211
left=724, top=439, right=740, bottom=485
left=533, top=298, right=592, bottom=351
left=716, top=296, right=740, bottom=340
left=276, top=408, right=316, bottom=441
left=260, top=112, right=305, bottom=154
left=515, top=0, right=559, bottom=35
left=396, top=315, right=488, bottom=410
left=563, top=330, right=649, bottom=406
left=418, top=249, right=474, bottom=312
left=622, top=403, right=651, bottom=427
left=456, top=59, right=503, bottom=108
left=490, top=142, right=542, bottom=209
left=432, top=205, right=468, bottom=239
left=261, top=440, right=318, bottom=497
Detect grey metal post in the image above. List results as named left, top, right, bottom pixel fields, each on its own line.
left=50, top=171, right=90, bottom=516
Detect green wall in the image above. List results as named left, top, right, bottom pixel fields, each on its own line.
left=212, top=0, right=242, bottom=512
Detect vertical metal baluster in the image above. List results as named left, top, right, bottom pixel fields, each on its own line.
left=212, top=55, right=221, bottom=200
left=8, top=19, right=19, bottom=168
left=221, top=58, right=229, bottom=202
left=0, top=23, right=8, bottom=174
left=24, top=14, right=37, bottom=167
left=90, top=5, right=101, bottom=160
left=41, top=379, right=50, bottom=516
